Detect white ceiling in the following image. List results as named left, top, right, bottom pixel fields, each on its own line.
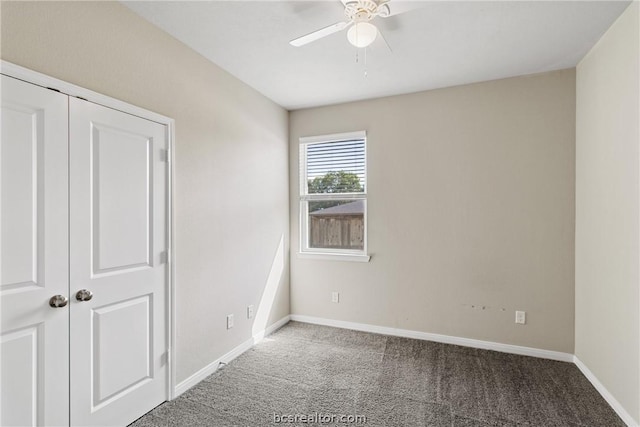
left=123, top=1, right=631, bottom=110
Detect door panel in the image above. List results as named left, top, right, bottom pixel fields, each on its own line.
left=92, top=124, right=152, bottom=273
left=0, top=75, right=69, bottom=426
left=92, top=295, right=153, bottom=408
left=69, top=98, right=167, bottom=426
left=1, top=104, right=43, bottom=290
left=0, top=324, right=43, bottom=427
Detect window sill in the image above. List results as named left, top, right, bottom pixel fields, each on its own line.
left=297, top=252, right=371, bottom=263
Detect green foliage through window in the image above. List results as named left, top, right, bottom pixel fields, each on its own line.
left=307, top=171, right=363, bottom=212
left=308, top=171, right=363, bottom=194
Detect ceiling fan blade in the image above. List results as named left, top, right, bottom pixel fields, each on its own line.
left=290, top=21, right=351, bottom=47
left=379, top=0, right=427, bottom=18
left=377, top=28, right=393, bottom=53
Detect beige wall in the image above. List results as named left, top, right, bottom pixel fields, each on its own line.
left=1, top=1, right=290, bottom=384
left=290, top=70, right=576, bottom=353
left=575, top=1, right=640, bottom=423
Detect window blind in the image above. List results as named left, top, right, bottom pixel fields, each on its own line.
left=305, top=139, right=366, bottom=193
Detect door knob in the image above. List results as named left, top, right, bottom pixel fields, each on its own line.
left=49, top=295, right=68, bottom=308
left=76, top=289, right=93, bottom=302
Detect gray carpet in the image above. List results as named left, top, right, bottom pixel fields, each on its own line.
left=131, top=321, right=625, bottom=426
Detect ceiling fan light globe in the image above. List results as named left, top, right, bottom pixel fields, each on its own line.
left=347, top=22, right=377, bottom=48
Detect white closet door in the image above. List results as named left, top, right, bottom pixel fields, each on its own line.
left=69, top=98, right=168, bottom=426
left=0, top=75, right=69, bottom=426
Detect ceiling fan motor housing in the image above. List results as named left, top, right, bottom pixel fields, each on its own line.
left=345, top=0, right=390, bottom=22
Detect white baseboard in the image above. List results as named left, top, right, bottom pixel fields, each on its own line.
left=289, top=314, right=574, bottom=362
left=573, top=356, right=638, bottom=427
left=173, top=315, right=291, bottom=398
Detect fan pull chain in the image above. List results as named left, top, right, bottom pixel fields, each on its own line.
left=364, top=47, right=368, bottom=78
left=354, top=47, right=368, bottom=78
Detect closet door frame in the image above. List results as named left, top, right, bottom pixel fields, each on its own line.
left=1, top=60, right=178, bottom=401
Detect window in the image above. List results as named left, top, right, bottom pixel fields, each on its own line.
left=299, top=131, right=369, bottom=261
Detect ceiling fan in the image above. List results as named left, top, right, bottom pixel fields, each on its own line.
left=290, top=0, right=419, bottom=49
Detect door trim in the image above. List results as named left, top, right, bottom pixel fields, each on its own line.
left=1, top=60, right=177, bottom=400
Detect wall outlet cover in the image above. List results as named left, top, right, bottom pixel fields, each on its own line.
left=227, top=314, right=234, bottom=329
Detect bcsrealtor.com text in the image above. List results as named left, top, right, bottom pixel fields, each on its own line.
left=273, top=413, right=367, bottom=424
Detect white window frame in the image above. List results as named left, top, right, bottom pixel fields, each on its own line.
left=299, top=131, right=370, bottom=262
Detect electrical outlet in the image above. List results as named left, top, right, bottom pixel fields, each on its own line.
left=247, top=305, right=254, bottom=319
left=515, top=311, right=526, bottom=325
left=226, top=314, right=234, bottom=329
left=331, top=292, right=339, bottom=303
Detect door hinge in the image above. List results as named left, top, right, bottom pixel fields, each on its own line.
left=160, top=250, right=168, bottom=264
left=161, top=149, right=170, bottom=163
